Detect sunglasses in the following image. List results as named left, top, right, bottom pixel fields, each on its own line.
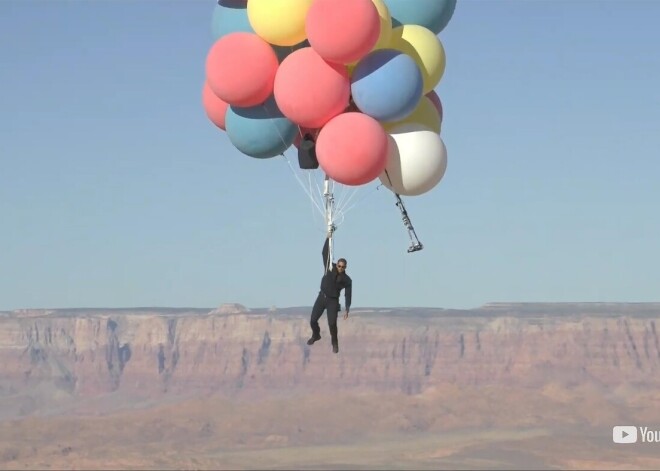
left=337, top=265, right=346, bottom=268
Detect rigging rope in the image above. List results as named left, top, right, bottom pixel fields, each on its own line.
left=262, top=101, right=421, bottom=253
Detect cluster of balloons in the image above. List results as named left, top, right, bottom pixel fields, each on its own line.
left=202, top=0, right=456, bottom=196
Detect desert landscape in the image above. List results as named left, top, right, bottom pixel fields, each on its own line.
left=1, top=302, right=659, bottom=469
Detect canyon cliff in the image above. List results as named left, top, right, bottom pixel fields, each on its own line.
left=2, top=303, right=660, bottom=470
left=1, top=302, right=658, bottom=404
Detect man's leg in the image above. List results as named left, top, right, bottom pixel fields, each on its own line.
left=308, top=292, right=326, bottom=344
left=327, top=299, right=339, bottom=353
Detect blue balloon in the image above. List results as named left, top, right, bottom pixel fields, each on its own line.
left=351, top=49, right=423, bottom=123
left=385, top=0, right=457, bottom=34
left=211, top=0, right=253, bottom=40
left=211, top=3, right=306, bottom=64
left=225, top=96, right=297, bottom=159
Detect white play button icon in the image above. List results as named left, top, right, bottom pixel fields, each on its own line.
left=613, top=426, right=638, bottom=443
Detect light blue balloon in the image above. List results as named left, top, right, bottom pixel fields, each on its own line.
left=211, top=0, right=253, bottom=40
left=225, top=96, right=297, bottom=159
left=211, top=3, right=306, bottom=64
left=385, top=0, right=457, bottom=35
left=351, top=49, right=423, bottom=123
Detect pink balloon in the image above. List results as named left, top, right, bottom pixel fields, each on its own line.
left=316, top=112, right=388, bottom=186
left=202, top=81, right=229, bottom=130
left=306, top=0, right=380, bottom=64
left=274, top=47, right=350, bottom=129
left=206, top=32, right=278, bottom=107
left=426, top=90, right=444, bottom=123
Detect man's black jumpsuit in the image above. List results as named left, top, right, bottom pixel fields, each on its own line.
left=310, top=237, right=352, bottom=347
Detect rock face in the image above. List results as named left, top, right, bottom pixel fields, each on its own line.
left=1, top=303, right=659, bottom=400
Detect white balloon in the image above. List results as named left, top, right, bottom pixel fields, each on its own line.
left=379, top=123, right=447, bottom=196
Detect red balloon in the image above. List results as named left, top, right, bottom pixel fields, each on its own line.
left=426, top=90, right=444, bottom=123
left=316, top=112, right=388, bottom=186
left=205, top=32, right=278, bottom=107
left=306, top=0, right=380, bottom=64
left=202, top=81, right=229, bottom=130
left=274, top=47, right=350, bottom=129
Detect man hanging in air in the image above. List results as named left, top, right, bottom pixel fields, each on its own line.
left=307, top=230, right=352, bottom=354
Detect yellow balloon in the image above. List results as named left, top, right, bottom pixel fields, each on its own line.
left=383, top=96, right=441, bottom=134
left=248, top=0, right=313, bottom=47
left=371, top=0, right=393, bottom=51
left=389, top=24, right=446, bottom=94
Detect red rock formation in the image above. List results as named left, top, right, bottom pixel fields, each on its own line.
left=0, top=303, right=658, bottom=401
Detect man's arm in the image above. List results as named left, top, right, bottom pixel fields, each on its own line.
left=344, top=278, right=352, bottom=312
left=343, top=278, right=352, bottom=320
left=322, top=236, right=330, bottom=269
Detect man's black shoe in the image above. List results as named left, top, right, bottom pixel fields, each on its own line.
left=332, top=343, right=338, bottom=354
left=307, top=335, right=321, bottom=345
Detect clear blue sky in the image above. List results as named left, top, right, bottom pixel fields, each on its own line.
left=1, top=0, right=659, bottom=311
